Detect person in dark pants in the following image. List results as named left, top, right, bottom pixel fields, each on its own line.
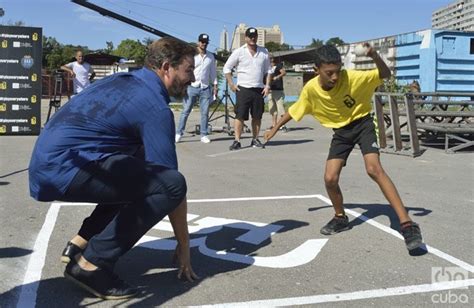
left=264, top=44, right=423, bottom=251
left=267, top=55, right=287, bottom=131
left=223, top=27, right=272, bottom=150
left=29, top=37, right=198, bottom=300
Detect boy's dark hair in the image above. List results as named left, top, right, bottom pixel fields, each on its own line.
left=314, top=45, right=341, bottom=67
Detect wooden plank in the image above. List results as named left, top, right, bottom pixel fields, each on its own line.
left=388, top=95, right=402, bottom=151
left=404, top=95, right=421, bottom=156
left=383, top=111, right=474, bottom=117
left=373, top=94, right=387, bottom=148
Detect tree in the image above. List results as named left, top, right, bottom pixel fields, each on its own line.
left=326, top=37, right=345, bottom=46
left=216, top=49, right=230, bottom=65
left=264, top=42, right=293, bottom=53
left=105, top=41, right=114, bottom=54
left=42, top=36, right=91, bottom=72
left=113, top=39, right=146, bottom=65
left=307, top=38, right=324, bottom=49
left=142, top=37, right=154, bottom=47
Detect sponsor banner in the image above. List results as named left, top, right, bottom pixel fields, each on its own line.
left=0, top=25, right=42, bottom=135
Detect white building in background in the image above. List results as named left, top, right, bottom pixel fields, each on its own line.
left=230, top=23, right=283, bottom=50
left=432, top=0, right=474, bottom=31
left=219, top=27, right=229, bottom=51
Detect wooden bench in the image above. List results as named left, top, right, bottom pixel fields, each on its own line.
left=373, top=92, right=474, bottom=156
left=416, top=123, right=474, bottom=153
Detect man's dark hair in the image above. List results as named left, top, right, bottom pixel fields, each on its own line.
left=314, top=45, right=341, bottom=67
left=144, top=37, right=196, bottom=69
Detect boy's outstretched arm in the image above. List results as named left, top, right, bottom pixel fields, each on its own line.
left=365, top=43, right=391, bottom=79
left=263, top=112, right=293, bottom=143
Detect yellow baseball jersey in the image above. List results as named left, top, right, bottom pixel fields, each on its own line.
left=289, top=69, right=383, bottom=128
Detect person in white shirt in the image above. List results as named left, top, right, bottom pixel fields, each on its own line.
left=61, top=50, right=96, bottom=95
left=223, top=27, right=272, bottom=150
left=175, top=33, right=218, bottom=144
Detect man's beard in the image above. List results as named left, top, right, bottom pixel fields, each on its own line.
left=168, top=78, right=188, bottom=100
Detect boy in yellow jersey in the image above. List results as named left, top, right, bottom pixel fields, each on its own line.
left=264, top=44, right=423, bottom=251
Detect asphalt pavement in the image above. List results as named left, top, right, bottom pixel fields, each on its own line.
left=0, top=99, right=473, bottom=307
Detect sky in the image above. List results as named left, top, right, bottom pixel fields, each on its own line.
left=0, top=0, right=456, bottom=51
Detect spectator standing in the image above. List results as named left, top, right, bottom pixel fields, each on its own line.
left=61, top=50, right=96, bottom=95
left=223, top=27, right=272, bottom=150
left=176, top=33, right=218, bottom=144
left=267, top=56, right=287, bottom=131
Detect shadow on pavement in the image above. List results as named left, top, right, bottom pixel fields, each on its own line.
left=265, top=139, right=313, bottom=146
left=0, top=247, right=32, bottom=259
left=0, top=168, right=29, bottom=179
left=308, top=203, right=431, bottom=256
left=1, top=219, right=308, bottom=306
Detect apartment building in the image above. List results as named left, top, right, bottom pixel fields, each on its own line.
left=432, top=0, right=474, bottom=32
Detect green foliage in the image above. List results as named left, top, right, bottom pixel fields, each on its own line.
left=307, top=37, right=346, bottom=48
left=142, top=37, right=154, bottom=47
left=382, top=76, right=409, bottom=93
left=42, top=36, right=91, bottom=72
left=113, top=39, right=146, bottom=65
left=264, top=42, right=293, bottom=52
left=216, top=49, right=230, bottom=65
left=325, top=37, right=345, bottom=46
left=307, top=38, right=324, bottom=49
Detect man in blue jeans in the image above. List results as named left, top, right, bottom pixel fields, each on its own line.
left=28, top=37, right=199, bottom=300
left=175, top=33, right=218, bottom=144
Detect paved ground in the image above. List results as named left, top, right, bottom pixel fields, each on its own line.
left=0, top=99, right=473, bottom=307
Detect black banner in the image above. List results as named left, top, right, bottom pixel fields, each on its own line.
left=0, top=25, right=42, bottom=135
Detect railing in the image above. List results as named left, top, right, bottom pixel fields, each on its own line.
left=41, top=73, right=73, bottom=99
left=372, top=92, right=474, bottom=156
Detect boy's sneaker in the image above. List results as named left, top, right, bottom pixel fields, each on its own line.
left=61, top=241, right=83, bottom=263
left=200, top=136, right=211, bottom=144
left=64, top=258, right=138, bottom=300
left=280, top=125, right=288, bottom=132
left=251, top=138, right=265, bottom=148
left=229, top=140, right=241, bottom=150
left=400, top=221, right=423, bottom=250
left=175, top=134, right=182, bottom=143
left=320, top=215, right=350, bottom=235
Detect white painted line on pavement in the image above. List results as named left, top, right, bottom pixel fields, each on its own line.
left=206, top=138, right=310, bottom=157
left=207, top=147, right=254, bottom=157
left=194, top=279, right=474, bottom=307
left=188, top=194, right=325, bottom=203
left=315, top=194, right=474, bottom=273
left=19, top=194, right=473, bottom=307
left=17, top=203, right=61, bottom=308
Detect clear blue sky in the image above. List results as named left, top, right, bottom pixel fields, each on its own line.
left=0, top=0, right=455, bottom=51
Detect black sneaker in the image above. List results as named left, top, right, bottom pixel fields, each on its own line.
left=320, top=215, right=350, bottom=235
left=280, top=125, right=288, bottom=132
left=250, top=138, right=265, bottom=148
left=64, top=258, right=138, bottom=300
left=61, top=241, right=83, bottom=263
left=400, top=221, right=423, bottom=250
left=229, top=140, right=241, bottom=150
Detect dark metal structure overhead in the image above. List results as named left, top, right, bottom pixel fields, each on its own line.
left=70, top=53, right=123, bottom=65
left=271, top=47, right=318, bottom=64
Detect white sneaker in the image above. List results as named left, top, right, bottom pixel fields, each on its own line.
left=175, top=134, right=182, bottom=143
left=200, top=136, right=211, bottom=143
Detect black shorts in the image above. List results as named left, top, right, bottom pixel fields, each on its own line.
left=327, top=114, right=379, bottom=162
left=235, top=86, right=264, bottom=120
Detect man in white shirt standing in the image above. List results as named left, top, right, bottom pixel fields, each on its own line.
left=61, top=50, right=96, bottom=95
left=176, top=33, right=218, bottom=144
left=224, top=27, right=272, bottom=150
